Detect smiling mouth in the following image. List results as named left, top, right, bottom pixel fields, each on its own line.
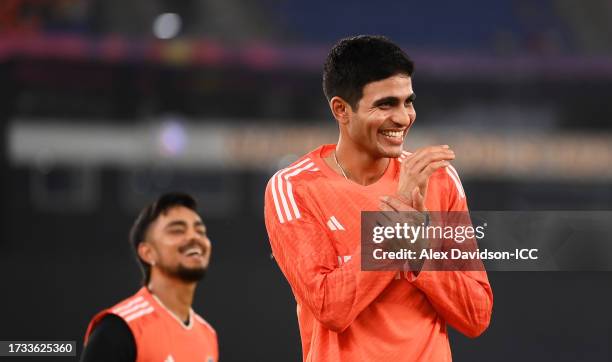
left=184, top=247, right=204, bottom=257
left=379, top=130, right=405, bottom=139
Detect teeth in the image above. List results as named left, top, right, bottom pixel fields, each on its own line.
left=185, top=247, right=202, bottom=256
left=380, top=130, right=403, bottom=138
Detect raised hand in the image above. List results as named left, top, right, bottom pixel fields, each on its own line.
left=397, top=145, right=455, bottom=209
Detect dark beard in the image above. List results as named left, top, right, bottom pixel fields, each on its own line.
left=158, top=263, right=207, bottom=282
left=176, top=264, right=207, bottom=282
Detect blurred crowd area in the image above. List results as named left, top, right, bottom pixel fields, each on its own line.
left=1, top=2, right=612, bottom=361
left=2, top=0, right=612, bottom=53
left=2, top=0, right=611, bottom=217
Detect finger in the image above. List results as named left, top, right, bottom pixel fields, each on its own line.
left=406, top=145, right=451, bottom=158
left=400, top=146, right=451, bottom=174
left=401, top=151, right=453, bottom=182
left=377, top=205, right=406, bottom=226
left=371, top=214, right=392, bottom=233
left=399, top=156, right=451, bottom=198
left=379, top=196, right=399, bottom=212
left=418, top=160, right=450, bottom=180
left=409, top=151, right=455, bottom=175
left=398, top=146, right=453, bottom=199
left=414, top=161, right=450, bottom=198
left=378, top=201, right=395, bottom=212
left=380, top=195, right=415, bottom=212
left=403, top=145, right=452, bottom=164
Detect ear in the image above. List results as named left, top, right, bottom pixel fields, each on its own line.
left=329, top=96, right=352, bottom=125
left=138, top=242, right=157, bottom=266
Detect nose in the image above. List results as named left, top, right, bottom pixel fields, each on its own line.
left=189, top=229, right=210, bottom=247
left=186, top=228, right=205, bottom=243
left=393, top=105, right=415, bottom=127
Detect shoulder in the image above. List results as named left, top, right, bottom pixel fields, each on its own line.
left=109, top=292, right=156, bottom=323
left=264, top=154, right=324, bottom=225
left=265, top=153, right=323, bottom=203
left=267, top=155, right=322, bottom=189
left=86, top=312, right=133, bottom=341
left=432, top=164, right=465, bottom=198
left=85, top=291, right=150, bottom=344
left=265, top=144, right=337, bottom=196
left=82, top=314, right=136, bottom=361
left=92, top=314, right=133, bottom=338
left=194, top=313, right=217, bottom=337
left=425, top=164, right=467, bottom=209
left=426, top=164, right=465, bottom=197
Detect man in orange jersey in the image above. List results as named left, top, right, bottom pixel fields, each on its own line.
left=81, top=192, right=218, bottom=362
left=264, top=35, right=493, bottom=361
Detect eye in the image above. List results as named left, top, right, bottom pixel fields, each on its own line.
left=378, top=102, right=393, bottom=109
left=168, top=228, right=185, bottom=235
left=406, top=94, right=416, bottom=106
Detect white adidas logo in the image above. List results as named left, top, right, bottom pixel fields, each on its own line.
left=338, top=255, right=352, bottom=265
left=164, top=355, right=175, bottom=362
left=326, top=216, right=345, bottom=231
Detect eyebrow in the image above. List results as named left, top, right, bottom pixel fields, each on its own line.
left=372, top=93, right=416, bottom=107
left=373, top=96, right=399, bottom=107
left=164, top=220, right=206, bottom=230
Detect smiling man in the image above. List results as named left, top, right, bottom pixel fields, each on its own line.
left=82, top=192, right=218, bottom=362
left=264, top=35, right=493, bottom=361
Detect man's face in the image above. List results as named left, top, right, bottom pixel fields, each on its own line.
left=345, top=74, right=416, bottom=158
left=145, top=206, right=212, bottom=282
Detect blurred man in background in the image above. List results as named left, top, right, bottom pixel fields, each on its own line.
left=264, top=35, right=493, bottom=361
left=81, top=192, right=218, bottom=362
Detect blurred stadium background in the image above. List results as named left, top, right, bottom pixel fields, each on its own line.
left=1, top=0, right=611, bottom=360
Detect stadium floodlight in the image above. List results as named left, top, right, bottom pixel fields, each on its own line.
left=153, top=13, right=182, bottom=40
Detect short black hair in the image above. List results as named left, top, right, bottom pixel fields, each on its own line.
left=129, top=192, right=198, bottom=285
left=322, top=35, right=414, bottom=109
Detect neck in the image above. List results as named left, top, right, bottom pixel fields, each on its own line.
left=147, top=272, right=196, bottom=323
left=334, top=138, right=389, bottom=186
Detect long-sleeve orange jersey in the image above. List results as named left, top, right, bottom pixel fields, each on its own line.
left=264, top=144, right=493, bottom=362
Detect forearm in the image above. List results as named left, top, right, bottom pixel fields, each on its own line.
left=410, top=270, right=493, bottom=337
left=275, top=244, right=397, bottom=332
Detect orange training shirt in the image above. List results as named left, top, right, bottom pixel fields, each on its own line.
left=264, top=144, right=493, bottom=362
left=85, top=287, right=218, bottom=362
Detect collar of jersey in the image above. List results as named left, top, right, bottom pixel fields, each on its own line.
left=314, top=144, right=397, bottom=188
left=147, top=290, right=194, bottom=330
